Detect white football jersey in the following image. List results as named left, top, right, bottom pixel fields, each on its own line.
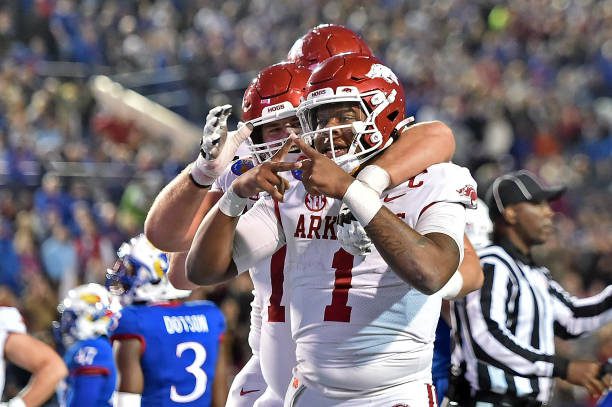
left=213, top=161, right=297, bottom=398
left=233, top=162, right=476, bottom=397
left=0, top=307, right=27, bottom=395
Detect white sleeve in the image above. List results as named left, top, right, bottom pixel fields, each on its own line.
left=115, top=392, right=141, bottom=407
left=414, top=201, right=466, bottom=264
left=232, top=198, right=286, bottom=273
left=0, top=308, right=26, bottom=334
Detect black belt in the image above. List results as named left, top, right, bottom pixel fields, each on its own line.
left=473, top=390, right=544, bottom=407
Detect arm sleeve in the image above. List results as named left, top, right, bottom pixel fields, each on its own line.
left=415, top=201, right=466, bottom=264
left=0, top=308, right=27, bottom=334
left=463, top=259, right=561, bottom=378
left=247, top=288, right=263, bottom=355
left=550, top=281, right=612, bottom=339
left=232, top=198, right=285, bottom=273
left=110, top=309, right=146, bottom=353
left=67, top=374, right=108, bottom=407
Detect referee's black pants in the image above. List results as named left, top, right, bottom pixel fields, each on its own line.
left=468, top=390, right=544, bottom=407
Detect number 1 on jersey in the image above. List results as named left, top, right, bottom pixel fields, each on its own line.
left=324, top=249, right=354, bottom=322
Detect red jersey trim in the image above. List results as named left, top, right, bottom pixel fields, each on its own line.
left=110, top=333, right=147, bottom=355
left=72, top=366, right=110, bottom=376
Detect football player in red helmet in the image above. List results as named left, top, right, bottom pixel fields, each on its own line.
left=289, top=24, right=456, bottom=195
left=187, top=53, right=479, bottom=406
left=242, top=62, right=310, bottom=164
left=287, top=23, right=373, bottom=70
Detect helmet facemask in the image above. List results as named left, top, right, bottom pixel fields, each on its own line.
left=297, top=87, right=397, bottom=173
left=247, top=112, right=303, bottom=164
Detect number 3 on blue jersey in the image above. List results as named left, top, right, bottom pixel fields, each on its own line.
left=170, top=341, right=208, bottom=403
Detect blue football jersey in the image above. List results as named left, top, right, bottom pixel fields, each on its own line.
left=63, top=337, right=116, bottom=407
left=111, top=300, right=226, bottom=406
left=432, top=318, right=451, bottom=402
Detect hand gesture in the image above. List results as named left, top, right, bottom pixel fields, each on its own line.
left=337, top=203, right=373, bottom=256
left=191, top=105, right=253, bottom=186
left=232, top=137, right=301, bottom=202
left=290, top=135, right=355, bottom=199
left=566, top=360, right=608, bottom=398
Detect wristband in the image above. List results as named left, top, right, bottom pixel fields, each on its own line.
left=438, top=271, right=464, bottom=300
left=189, top=156, right=215, bottom=188
left=188, top=171, right=211, bottom=189
left=6, top=398, right=25, bottom=407
left=552, top=356, right=569, bottom=379
left=342, top=180, right=382, bottom=227
left=217, top=187, right=248, bottom=217
left=117, top=392, right=141, bottom=407
left=356, top=165, right=391, bottom=196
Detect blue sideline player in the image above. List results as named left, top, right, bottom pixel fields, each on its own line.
left=107, top=234, right=227, bottom=407
left=55, top=283, right=118, bottom=407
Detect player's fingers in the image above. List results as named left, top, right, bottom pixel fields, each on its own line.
left=220, top=104, right=232, bottom=117
left=233, top=122, right=253, bottom=143
left=269, top=161, right=302, bottom=173
left=290, top=134, right=319, bottom=159
left=270, top=137, right=296, bottom=162
left=589, top=378, right=606, bottom=397
left=260, top=177, right=286, bottom=202
left=206, top=105, right=226, bottom=121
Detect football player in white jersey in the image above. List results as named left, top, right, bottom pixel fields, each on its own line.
left=187, top=54, right=478, bottom=405
left=146, top=25, right=460, bottom=407
left=0, top=307, right=67, bottom=407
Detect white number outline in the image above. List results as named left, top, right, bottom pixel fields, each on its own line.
left=170, top=341, right=208, bottom=403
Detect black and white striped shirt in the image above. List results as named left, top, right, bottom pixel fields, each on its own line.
left=452, top=239, right=612, bottom=403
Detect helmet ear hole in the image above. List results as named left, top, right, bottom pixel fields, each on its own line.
left=250, top=127, right=263, bottom=145
left=387, top=110, right=399, bottom=122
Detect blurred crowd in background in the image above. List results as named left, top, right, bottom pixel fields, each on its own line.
left=0, top=0, right=611, bottom=405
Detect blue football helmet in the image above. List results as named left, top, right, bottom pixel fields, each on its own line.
left=55, top=283, right=118, bottom=348
left=105, top=234, right=190, bottom=306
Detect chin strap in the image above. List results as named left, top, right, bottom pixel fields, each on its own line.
left=395, top=116, right=415, bottom=132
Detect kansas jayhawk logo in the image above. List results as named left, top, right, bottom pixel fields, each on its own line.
left=231, top=159, right=255, bottom=176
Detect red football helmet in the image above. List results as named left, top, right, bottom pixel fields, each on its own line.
left=287, top=24, right=373, bottom=70
left=242, top=61, right=310, bottom=163
left=297, top=54, right=406, bottom=172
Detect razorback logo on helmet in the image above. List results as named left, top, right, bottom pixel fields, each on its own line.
left=457, top=185, right=478, bottom=207
left=365, top=64, right=399, bottom=85
left=304, top=193, right=327, bottom=212
left=340, top=87, right=355, bottom=94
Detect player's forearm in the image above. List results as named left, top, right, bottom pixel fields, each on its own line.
left=145, top=167, right=210, bottom=252
left=186, top=207, right=239, bottom=285
left=370, top=121, right=455, bottom=188
left=457, top=235, right=484, bottom=297
left=19, top=358, right=68, bottom=407
left=365, top=208, right=459, bottom=294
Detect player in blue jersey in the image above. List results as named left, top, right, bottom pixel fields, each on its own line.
left=55, top=283, right=118, bottom=407
left=106, top=234, right=228, bottom=407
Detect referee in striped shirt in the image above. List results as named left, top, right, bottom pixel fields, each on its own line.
left=451, top=170, right=612, bottom=406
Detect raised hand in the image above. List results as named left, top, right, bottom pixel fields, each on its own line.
left=337, top=203, right=373, bottom=256
left=232, top=137, right=301, bottom=202
left=566, top=360, right=608, bottom=398
left=290, top=135, right=355, bottom=199
left=190, top=105, right=253, bottom=187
